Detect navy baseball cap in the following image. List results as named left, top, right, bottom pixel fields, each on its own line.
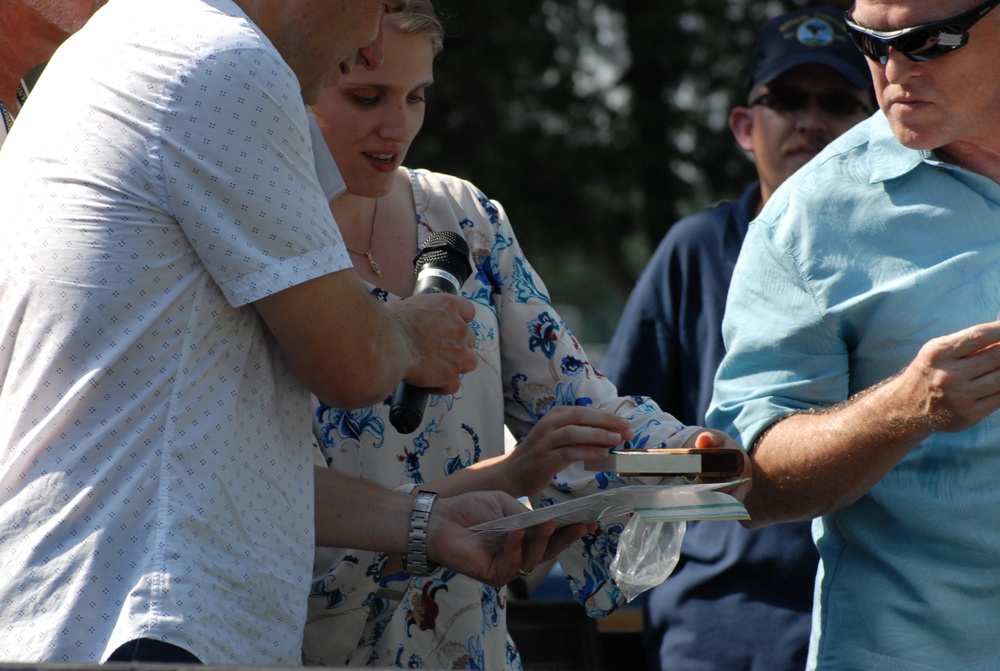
left=747, top=7, right=872, bottom=92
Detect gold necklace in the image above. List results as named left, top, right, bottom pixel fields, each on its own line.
left=345, top=199, right=382, bottom=278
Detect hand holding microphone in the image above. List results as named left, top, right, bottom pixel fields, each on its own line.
left=389, top=231, right=474, bottom=433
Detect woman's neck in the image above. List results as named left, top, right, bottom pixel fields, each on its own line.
left=329, top=192, right=376, bottom=239
left=329, top=173, right=419, bottom=297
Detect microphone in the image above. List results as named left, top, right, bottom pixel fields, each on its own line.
left=389, top=231, right=474, bottom=434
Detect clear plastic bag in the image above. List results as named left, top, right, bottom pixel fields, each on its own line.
left=609, top=515, right=686, bottom=602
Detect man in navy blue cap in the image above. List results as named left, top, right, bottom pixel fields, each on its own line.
left=601, top=7, right=873, bottom=671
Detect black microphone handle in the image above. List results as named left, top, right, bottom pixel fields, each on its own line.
left=387, top=272, right=455, bottom=434
left=388, top=231, right=473, bottom=434
left=388, top=384, right=430, bottom=435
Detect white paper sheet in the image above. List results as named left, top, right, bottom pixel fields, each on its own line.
left=470, top=481, right=749, bottom=531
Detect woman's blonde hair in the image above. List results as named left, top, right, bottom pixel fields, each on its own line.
left=388, top=0, right=444, bottom=55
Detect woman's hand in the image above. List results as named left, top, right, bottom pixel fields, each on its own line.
left=499, top=406, right=634, bottom=498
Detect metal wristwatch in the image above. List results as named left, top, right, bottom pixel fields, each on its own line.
left=402, top=490, right=440, bottom=576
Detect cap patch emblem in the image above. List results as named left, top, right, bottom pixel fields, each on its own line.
left=798, top=18, right=835, bottom=47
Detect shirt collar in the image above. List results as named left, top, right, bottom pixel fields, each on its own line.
left=868, top=112, right=929, bottom=184
left=866, top=111, right=1000, bottom=207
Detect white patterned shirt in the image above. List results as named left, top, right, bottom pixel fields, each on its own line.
left=0, top=0, right=350, bottom=664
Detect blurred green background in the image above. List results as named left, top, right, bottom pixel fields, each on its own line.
left=408, top=0, right=854, bottom=349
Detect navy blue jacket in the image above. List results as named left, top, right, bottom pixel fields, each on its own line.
left=602, top=182, right=818, bottom=671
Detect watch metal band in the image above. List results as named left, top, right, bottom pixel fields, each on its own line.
left=403, top=490, right=439, bottom=576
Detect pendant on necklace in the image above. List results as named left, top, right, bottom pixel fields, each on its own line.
left=365, top=251, right=383, bottom=278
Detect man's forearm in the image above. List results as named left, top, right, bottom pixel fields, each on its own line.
left=313, top=466, right=411, bottom=550
left=743, top=373, right=932, bottom=527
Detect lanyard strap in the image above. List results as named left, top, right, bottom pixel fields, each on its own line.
left=2, top=80, right=30, bottom=134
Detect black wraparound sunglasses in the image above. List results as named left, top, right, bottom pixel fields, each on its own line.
left=750, top=88, right=871, bottom=117
left=845, top=0, right=1000, bottom=64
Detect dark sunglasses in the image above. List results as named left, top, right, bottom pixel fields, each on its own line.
left=845, top=0, right=1000, bottom=64
left=750, top=88, right=870, bottom=117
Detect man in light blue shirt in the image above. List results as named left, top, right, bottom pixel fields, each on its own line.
left=710, top=1, right=1000, bottom=669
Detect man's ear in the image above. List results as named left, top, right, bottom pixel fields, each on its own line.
left=729, top=106, right=755, bottom=153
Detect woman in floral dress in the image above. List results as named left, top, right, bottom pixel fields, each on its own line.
left=302, top=3, right=740, bottom=667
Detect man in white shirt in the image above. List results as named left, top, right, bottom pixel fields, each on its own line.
left=0, top=0, right=583, bottom=664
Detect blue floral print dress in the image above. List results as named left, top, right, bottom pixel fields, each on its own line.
left=303, top=169, right=698, bottom=669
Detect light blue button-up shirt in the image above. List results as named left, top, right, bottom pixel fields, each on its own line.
left=710, top=112, right=1000, bottom=671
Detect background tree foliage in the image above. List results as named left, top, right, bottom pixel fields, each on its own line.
left=408, top=0, right=853, bottom=345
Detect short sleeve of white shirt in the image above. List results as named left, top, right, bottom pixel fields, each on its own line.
left=6, top=0, right=351, bottom=309
left=156, top=46, right=349, bottom=305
